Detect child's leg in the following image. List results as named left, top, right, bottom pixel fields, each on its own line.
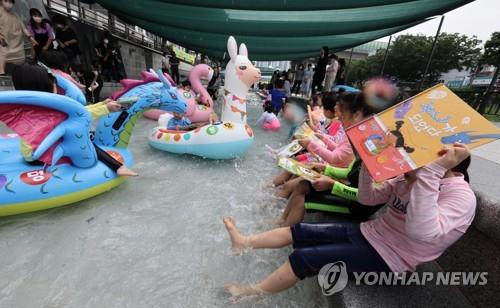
left=94, top=143, right=138, bottom=176
left=275, top=176, right=302, bottom=199
left=272, top=171, right=293, bottom=186
left=281, top=180, right=310, bottom=226
left=225, top=260, right=299, bottom=297
left=223, top=217, right=292, bottom=254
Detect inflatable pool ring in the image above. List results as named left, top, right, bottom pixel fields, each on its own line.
left=333, top=85, right=360, bottom=93
left=0, top=80, right=186, bottom=216
left=149, top=37, right=261, bottom=159
left=143, top=64, right=214, bottom=122
left=149, top=122, right=254, bottom=159
left=262, top=118, right=281, bottom=131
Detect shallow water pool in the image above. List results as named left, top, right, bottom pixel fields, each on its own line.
left=0, top=94, right=325, bottom=307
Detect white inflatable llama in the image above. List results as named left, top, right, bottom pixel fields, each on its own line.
left=221, top=36, right=261, bottom=124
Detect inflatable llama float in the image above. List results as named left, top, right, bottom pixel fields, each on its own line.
left=149, top=36, right=261, bottom=159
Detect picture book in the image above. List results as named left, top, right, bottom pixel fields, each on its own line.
left=276, top=140, right=304, bottom=157
left=277, top=157, right=321, bottom=182
left=293, top=123, right=326, bottom=148
left=346, top=84, right=500, bottom=182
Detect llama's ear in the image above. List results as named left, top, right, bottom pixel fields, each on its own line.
left=227, top=36, right=238, bottom=62
left=239, top=43, right=248, bottom=57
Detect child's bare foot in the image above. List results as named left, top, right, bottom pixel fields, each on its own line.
left=223, top=217, right=249, bottom=255
left=116, top=166, right=138, bottom=177
left=262, top=181, right=275, bottom=189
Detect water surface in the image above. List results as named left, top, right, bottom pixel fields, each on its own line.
left=0, top=94, right=325, bottom=307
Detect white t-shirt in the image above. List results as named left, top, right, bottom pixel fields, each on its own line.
left=161, top=56, right=170, bottom=69
left=256, top=111, right=278, bottom=125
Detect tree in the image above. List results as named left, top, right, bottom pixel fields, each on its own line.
left=347, top=33, right=482, bottom=86
left=477, top=32, right=500, bottom=114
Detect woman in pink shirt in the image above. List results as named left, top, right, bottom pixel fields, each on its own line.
left=222, top=142, right=475, bottom=298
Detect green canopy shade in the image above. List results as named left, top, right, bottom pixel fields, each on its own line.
left=98, top=0, right=470, bottom=37
left=152, top=0, right=418, bottom=10
left=117, top=13, right=426, bottom=60
left=90, top=0, right=473, bottom=60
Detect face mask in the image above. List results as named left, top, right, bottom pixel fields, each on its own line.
left=2, top=2, right=13, bottom=10
left=104, top=39, right=109, bottom=44
left=33, top=16, right=42, bottom=23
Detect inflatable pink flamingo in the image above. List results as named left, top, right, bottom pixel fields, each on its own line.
left=143, top=64, right=214, bottom=122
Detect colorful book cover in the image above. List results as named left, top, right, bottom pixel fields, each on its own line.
left=346, top=84, right=500, bottom=182
left=293, top=123, right=326, bottom=148
left=277, top=157, right=321, bottom=182
left=277, top=140, right=304, bottom=157
left=293, top=122, right=316, bottom=139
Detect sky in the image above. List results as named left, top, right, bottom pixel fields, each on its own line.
left=380, top=0, right=499, bottom=44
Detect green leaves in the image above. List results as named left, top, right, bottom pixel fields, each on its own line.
left=481, top=32, right=500, bottom=67
left=349, top=32, right=483, bottom=84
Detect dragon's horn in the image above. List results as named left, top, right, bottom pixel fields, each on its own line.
left=157, top=69, right=172, bottom=90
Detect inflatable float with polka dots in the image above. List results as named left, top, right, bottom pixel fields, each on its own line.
left=148, top=121, right=254, bottom=159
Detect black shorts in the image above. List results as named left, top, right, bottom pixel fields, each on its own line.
left=289, top=222, right=390, bottom=279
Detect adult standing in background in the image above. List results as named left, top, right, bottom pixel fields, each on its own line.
left=336, top=58, right=346, bottom=85
left=52, top=15, right=80, bottom=65
left=207, top=65, right=220, bottom=99
left=300, top=63, right=314, bottom=97
left=291, top=64, right=304, bottom=95
left=286, top=68, right=294, bottom=82
left=84, top=60, right=103, bottom=103
left=284, top=76, right=292, bottom=97
left=324, top=54, right=339, bottom=92
left=0, top=0, right=37, bottom=76
left=311, top=46, right=328, bottom=94
left=26, top=8, right=54, bottom=61
left=270, top=70, right=279, bottom=88
left=161, top=50, right=170, bottom=75
left=169, top=51, right=180, bottom=84
left=95, top=32, right=122, bottom=82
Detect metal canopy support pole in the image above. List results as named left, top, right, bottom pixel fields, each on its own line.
left=380, top=35, right=392, bottom=76
left=418, top=15, right=445, bottom=91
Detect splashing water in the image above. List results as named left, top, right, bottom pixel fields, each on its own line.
left=0, top=93, right=325, bottom=307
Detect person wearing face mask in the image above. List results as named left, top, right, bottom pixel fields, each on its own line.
left=27, top=8, right=54, bottom=61
left=51, top=15, right=80, bottom=64
left=84, top=61, right=103, bottom=103
left=95, top=32, right=120, bottom=82
left=0, top=0, right=37, bottom=76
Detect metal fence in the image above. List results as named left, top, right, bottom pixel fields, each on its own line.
left=404, top=86, right=500, bottom=116
left=44, top=0, right=164, bottom=52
